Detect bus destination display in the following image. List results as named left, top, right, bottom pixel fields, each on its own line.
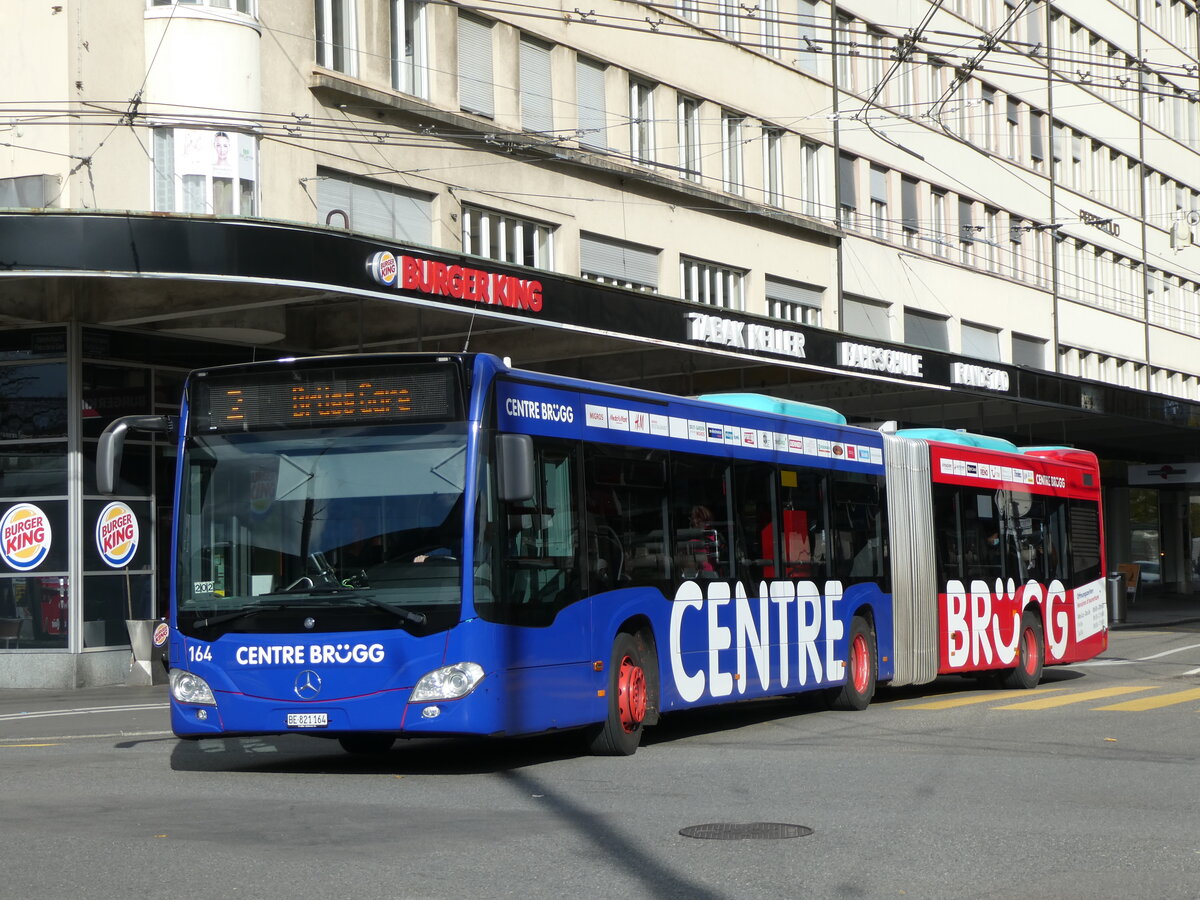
left=193, top=366, right=459, bottom=431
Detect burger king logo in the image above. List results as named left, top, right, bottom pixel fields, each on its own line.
left=368, top=250, right=398, bottom=287
left=1, top=503, right=52, bottom=571
left=96, top=502, right=139, bottom=568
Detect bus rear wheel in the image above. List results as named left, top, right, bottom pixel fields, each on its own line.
left=1000, top=611, right=1044, bottom=690
left=587, top=632, right=648, bottom=756
left=829, top=615, right=876, bottom=711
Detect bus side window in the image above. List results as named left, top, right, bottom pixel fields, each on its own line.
left=776, top=468, right=827, bottom=581
left=830, top=472, right=889, bottom=588
left=732, top=462, right=774, bottom=584
left=932, top=484, right=962, bottom=583
left=1068, top=499, right=1102, bottom=586
left=669, top=454, right=731, bottom=582
left=583, top=445, right=670, bottom=594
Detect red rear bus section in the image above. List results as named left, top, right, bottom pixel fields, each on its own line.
left=920, top=436, right=1107, bottom=677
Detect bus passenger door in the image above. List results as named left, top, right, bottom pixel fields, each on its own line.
left=493, top=439, right=591, bottom=726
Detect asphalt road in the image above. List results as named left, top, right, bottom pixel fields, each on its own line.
left=3, top=626, right=1200, bottom=899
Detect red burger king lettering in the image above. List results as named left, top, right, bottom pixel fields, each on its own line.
left=369, top=251, right=543, bottom=313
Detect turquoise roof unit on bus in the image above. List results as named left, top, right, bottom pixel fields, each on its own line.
left=697, top=393, right=848, bottom=425
left=897, top=427, right=1019, bottom=453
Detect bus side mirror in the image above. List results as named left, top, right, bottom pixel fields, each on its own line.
left=97, top=415, right=175, bottom=494
left=496, top=433, right=534, bottom=503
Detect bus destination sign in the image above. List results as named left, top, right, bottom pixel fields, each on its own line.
left=192, top=366, right=460, bottom=432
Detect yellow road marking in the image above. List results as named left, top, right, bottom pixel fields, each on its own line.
left=898, top=687, right=1066, bottom=710
left=1092, top=687, right=1200, bottom=711
left=996, top=686, right=1155, bottom=709
left=0, top=743, right=62, bottom=748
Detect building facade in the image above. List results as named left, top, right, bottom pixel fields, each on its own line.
left=2, top=0, right=1200, bottom=686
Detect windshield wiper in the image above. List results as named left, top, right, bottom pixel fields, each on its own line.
left=194, top=603, right=288, bottom=629
left=342, top=593, right=427, bottom=626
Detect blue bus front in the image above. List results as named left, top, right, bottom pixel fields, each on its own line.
left=167, top=356, right=509, bottom=744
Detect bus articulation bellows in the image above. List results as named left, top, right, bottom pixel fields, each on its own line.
left=98, top=353, right=1107, bottom=756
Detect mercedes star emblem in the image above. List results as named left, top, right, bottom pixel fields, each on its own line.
left=294, top=669, right=322, bottom=700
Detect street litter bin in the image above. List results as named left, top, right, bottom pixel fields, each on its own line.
left=1106, top=572, right=1126, bottom=625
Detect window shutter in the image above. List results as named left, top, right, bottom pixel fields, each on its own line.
left=520, top=37, right=553, bottom=134
left=580, top=233, right=659, bottom=287
left=458, top=14, right=494, bottom=117
left=765, top=277, right=821, bottom=308
left=576, top=58, right=607, bottom=150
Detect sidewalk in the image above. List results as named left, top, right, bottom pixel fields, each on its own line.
left=1110, top=588, right=1200, bottom=630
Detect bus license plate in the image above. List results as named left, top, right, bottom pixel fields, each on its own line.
left=287, top=713, right=328, bottom=728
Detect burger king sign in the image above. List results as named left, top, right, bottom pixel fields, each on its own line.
left=95, top=502, right=139, bottom=568
left=1, top=503, right=53, bottom=571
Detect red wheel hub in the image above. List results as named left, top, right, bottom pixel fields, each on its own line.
left=851, top=633, right=870, bottom=694
left=1021, top=628, right=1039, bottom=675
left=617, top=655, right=647, bottom=733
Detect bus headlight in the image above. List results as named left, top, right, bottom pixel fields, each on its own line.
left=170, top=668, right=217, bottom=706
left=410, top=662, right=485, bottom=702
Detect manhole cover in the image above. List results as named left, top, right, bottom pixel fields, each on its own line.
left=679, top=822, right=814, bottom=841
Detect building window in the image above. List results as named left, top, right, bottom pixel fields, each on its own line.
left=391, top=0, right=427, bottom=97
left=630, top=79, right=655, bottom=164
left=843, top=294, right=891, bottom=340
left=681, top=257, right=745, bottom=309
left=904, top=308, right=949, bottom=351
left=800, top=139, right=823, bottom=217
left=1012, top=333, right=1046, bottom=369
left=580, top=233, right=659, bottom=292
left=797, top=0, right=820, bottom=73
left=901, top=176, right=919, bottom=248
left=576, top=57, right=608, bottom=151
left=315, top=0, right=356, bottom=75
left=766, top=276, right=822, bottom=326
left=678, top=95, right=701, bottom=182
left=719, top=0, right=740, bottom=40
left=1030, top=111, right=1045, bottom=170
left=153, top=128, right=257, bottom=216
left=722, top=111, right=745, bottom=195
left=315, top=169, right=433, bottom=244
left=462, top=205, right=554, bottom=270
left=763, top=127, right=783, bottom=206
left=151, top=0, right=255, bottom=12
left=961, top=322, right=1001, bottom=362
left=1006, top=97, right=1020, bottom=160
left=958, top=196, right=975, bottom=264
left=458, top=13, right=494, bottom=117
left=761, top=0, right=781, bottom=56
left=838, top=152, right=857, bottom=228
left=678, top=0, right=699, bottom=22
left=869, top=165, right=888, bottom=240
left=519, top=36, right=554, bottom=134
left=930, top=189, right=948, bottom=256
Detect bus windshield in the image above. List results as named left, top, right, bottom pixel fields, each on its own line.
left=175, top=422, right=468, bottom=636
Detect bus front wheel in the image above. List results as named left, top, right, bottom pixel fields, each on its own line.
left=587, top=632, right=648, bottom=756
left=1000, top=611, right=1044, bottom=690
left=829, top=615, right=877, bottom=711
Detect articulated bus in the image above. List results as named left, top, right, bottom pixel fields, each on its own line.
left=99, top=353, right=1107, bottom=755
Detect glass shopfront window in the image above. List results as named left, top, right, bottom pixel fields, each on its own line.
left=0, top=363, right=68, bottom=439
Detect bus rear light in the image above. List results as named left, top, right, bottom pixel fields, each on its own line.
left=170, top=668, right=216, bottom=706
left=410, top=662, right=485, bottom=702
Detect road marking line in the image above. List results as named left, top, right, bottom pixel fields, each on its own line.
left=1092, top=687, right=1200, bottom=711
left=995, top=686, right=1154, bottom=709
left=898, top=687, right=1066, bottom=710
left=0, top=743, right=63, bottom=748
left=1075, top=642, right=1200, bottom=666
left=0, top=703, right=167, bottom=722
